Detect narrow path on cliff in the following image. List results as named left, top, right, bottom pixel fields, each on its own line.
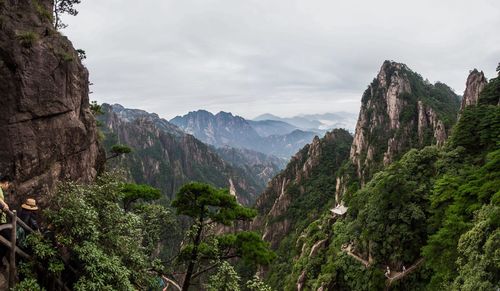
left=385, top=258, right=425, bottom=286
left=340, top=243, right=425, bottom=288
left=341, top=244, right=370, bottom=267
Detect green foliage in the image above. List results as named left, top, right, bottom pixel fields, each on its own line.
left=421, top=76, right=500, bottom=288
left=76, top=48, right=86, bottom=60
left=172, top=182, right=273, bottom=290
left=347, top=147, right=439, bottom=266
left=21, top=172, right=175, bottom=290
left=478, top=75, right=500, bottom=106
left=423, top=149, right=500, bottom=288
left=58, top=51, right=74, bottom=62
left=207, top=261, right=272, bottom=291
left=246, top=275, right=273, bottom=291
left=451, top=204, right=500, bottom=290
left=16, top=31, right=38, bottom=48
left=263, top=64, right=498, bottom=290
left=25, top=232, right=65, bottom=278
left=217, top=232, right=276, bottom=265
left=90, top=100, right=103, bottom=116
left=206, top=261, right=241, bottom=291
left=120, top=183, right=161, bottom=211
left=111, top=144, right=132, bottom=155
left=13, top=278, right=43, bottom=291
left=261, top=130, right=352, bottom=289
left=172, top=182, right=256, bottom=226
left=106, top=144, right=133, bottom=161
left=32, top=0, right=53, bottom=22
left=450, top=105, right=500, bottom=156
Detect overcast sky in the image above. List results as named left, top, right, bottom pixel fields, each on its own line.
left=63, top=0, right=500, bottom=120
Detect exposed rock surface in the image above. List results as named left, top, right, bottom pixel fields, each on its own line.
left=460, top=69, right=487, bottom=110
left=252, top=129, right=352, bottom=247
left=309, top=238, right=327, bottom=258
left=297, top=270, right=307, bottom=291
left=0, top=0, right=103, bottom=204
left=343, top=61, right=460, bottom=191
left=214, top=145, right=285, bottom=186
left=100, top=104, right=268, bottom=205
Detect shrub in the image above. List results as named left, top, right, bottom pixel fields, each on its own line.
left=32, top=0, right=53, bottom=22
left=16, top=31, right=38, bottom=48
left=58, top=51, right=74, bottom=62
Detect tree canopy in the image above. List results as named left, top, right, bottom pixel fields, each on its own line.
left=171, top=182, right=274, bottom=291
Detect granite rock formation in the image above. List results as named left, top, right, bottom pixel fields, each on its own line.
left=0, top=0, right=103, bottom=205
left=344, top=61, right=460, bottom=190
left=460, top=69, right=487, bottom=110
left=99, top=104, right=271, bottom=205
left=252, top=129, right=352, bottom=247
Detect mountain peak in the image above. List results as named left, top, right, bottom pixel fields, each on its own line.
left=376, top=60, right=411, bottom=89
left=188, top=109, right=213, bottom=116
left=216, top=111, right=234, bottom=117
left=347, top=60, right=460, bottom=188
left=253, top=113, right=281, bottom=121
left=461, top=69, right=488, bottom=110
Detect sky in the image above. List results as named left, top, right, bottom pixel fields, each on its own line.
left=63, top=0, right=500, bottom=120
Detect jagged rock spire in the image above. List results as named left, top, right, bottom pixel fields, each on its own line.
left=460, top=69, right=487, bottom=110
left=338, top=60, right=459, bottom=194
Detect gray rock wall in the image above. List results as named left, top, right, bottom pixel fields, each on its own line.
left=0, top=0, right=104, bottom=205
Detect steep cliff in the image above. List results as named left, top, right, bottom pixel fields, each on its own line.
left=460, top=69, right=487, bottom=110
left=261, top=66, right=499, bottom=290
left=171, top=110, right=262, bottom=149
left=99, top=104, right=266, bottom=205
left=253, top=129, right=352, bottom=248
left=0, top=0, right=103, bottom=204
left=345, top=61, right=459, bottom=189
left=214, top=146, right=286, bottom=186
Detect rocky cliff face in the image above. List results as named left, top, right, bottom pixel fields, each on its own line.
left=460, top=69, right=488, bottom=110
left=346, top=61, right=460, bottom=188
left=100, top=104, right=267, bottom=205
left=171, top=110, right=261, bottom=149
left=0, top=0, right=103, bottom=204
left=253, top=129, right=352, bottom=247
left=214, top=146, right=286, bottom=186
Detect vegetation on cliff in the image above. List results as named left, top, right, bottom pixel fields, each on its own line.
left=268, top=68, right=499, bottom=290
left=172, top=182, right=275, bottom=290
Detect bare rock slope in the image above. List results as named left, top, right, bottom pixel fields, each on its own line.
left=0, top=0, right=103, bottom=203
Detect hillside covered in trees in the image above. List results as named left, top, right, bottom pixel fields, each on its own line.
left=0, top=0, right=498, bottom=290
left=256, top=64, right=499, bottom=290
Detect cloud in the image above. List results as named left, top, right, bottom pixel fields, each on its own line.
left=63, top=0, right=500, bottom=119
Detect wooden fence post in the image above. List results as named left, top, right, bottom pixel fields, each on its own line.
left=8, top=210, right=16, bottom=289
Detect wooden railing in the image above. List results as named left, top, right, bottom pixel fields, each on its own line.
left=0, top=210, right=26, bottom=289
left=0, top=209, right=72, bottom=290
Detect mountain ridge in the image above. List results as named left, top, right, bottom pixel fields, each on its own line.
left=170, top=109, right=318, bottom=159
left=99, top=104, right=283, bottom=205
left=251, top=60, right=468, bottom=289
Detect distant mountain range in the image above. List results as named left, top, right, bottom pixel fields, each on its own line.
left=253, top=112, right=358, bottom=133
left=98, top=104, right=284, bottom=205
left=170, top=110, right=318, bottom=159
